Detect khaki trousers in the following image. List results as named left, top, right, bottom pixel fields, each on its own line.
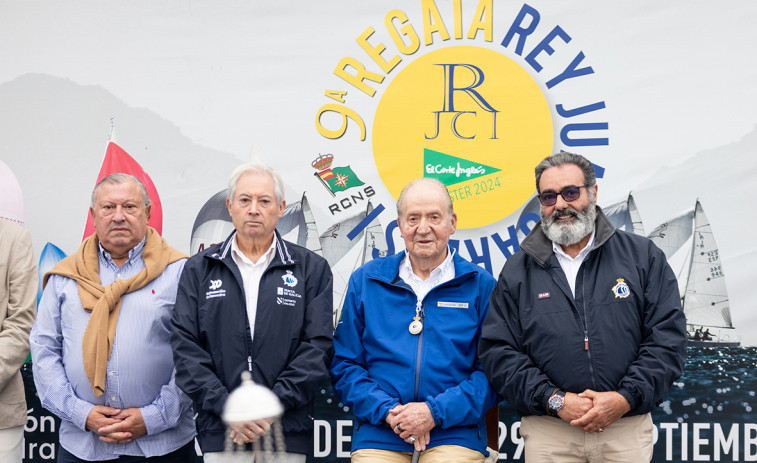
left=352, top=445, right=484, bottom=462
left=520, top=413, right=654, bottom=462
left=0, top=426, right=23, bottom=463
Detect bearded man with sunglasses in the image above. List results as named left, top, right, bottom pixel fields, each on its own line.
left=479, top=152, right=687, bottom=462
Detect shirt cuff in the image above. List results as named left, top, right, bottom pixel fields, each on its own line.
left=71, top=401, right=96, bottom=432
left=140, top=404, right=165, bottom=436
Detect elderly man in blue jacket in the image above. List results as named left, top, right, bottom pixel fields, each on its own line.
left=330, top=178, right=500, bottom=462
left=479, top=152, right=687, bottom=462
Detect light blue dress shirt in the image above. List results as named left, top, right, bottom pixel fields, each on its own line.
left=30, top=239, right=196, bottom=460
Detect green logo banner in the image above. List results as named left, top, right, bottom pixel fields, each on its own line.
left=326, top=166, right=364, bottom=193
left=423, top=148, right=501, bottom=186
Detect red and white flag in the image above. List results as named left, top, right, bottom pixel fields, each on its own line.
left=82, top=139, right=163, bottom=240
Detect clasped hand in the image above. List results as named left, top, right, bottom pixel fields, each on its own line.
left=559, top=389, right=631, bottom=434
left=86, top=406, right=146, bottom=444
left=230, top=418, right=275, bottom=445
left=386, top=402, right=434, bottom=452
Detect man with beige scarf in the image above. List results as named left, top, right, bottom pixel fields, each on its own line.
left=30, top=174, right=196, bottom=462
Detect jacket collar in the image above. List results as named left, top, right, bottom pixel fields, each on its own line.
left=520, top=206, right=616, bottom=266
left=368, top=247, right=477, bottom=285
left=211, top=228, right=296, bottom=266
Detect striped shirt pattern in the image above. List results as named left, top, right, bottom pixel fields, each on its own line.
left=30, top=239, right=196, bottom=460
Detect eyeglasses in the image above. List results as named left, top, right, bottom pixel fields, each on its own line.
left=538, top=185, right=589, bottom=206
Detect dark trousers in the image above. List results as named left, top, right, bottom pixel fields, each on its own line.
left=58, top=440, right=196, bottom=463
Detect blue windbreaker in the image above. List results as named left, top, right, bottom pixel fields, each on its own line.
left=330, top=251, right=500, bottom=455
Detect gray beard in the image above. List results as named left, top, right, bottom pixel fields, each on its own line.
left=540, top=201, right=597, bottom=246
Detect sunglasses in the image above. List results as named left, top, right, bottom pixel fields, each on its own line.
left=538, top=185, right=589, bottom=206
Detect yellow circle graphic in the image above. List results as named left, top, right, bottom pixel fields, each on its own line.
left=373, top=46, right=553, bottom=229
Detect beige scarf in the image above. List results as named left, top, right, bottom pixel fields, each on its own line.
left=44, top=227, right=186, bottom=397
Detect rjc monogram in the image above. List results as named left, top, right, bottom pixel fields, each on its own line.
left=426, top=63, right=499, bottom=140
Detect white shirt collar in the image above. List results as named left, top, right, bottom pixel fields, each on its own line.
left=399, top=246, right=456, bottom=304
left=231, top=234, right=277, bottom=267
left=552, top=230, right=596, bottom=262
left=552, top=231, right=595, bottom=298
left=400, top=246, right=455, bottom=281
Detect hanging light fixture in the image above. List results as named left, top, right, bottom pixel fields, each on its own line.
left=221, top=371, right=287, bottom=461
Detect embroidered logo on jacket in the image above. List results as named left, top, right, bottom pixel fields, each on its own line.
left=538, top=292, right=550, bottom=299
left=276, top=297, right=296, bottom=307
left=277, top=287, right=302, bottom=299
left=282, top=270, right=298, bottom=288
left=206, top=279, right=226, bottom=299
left=611, top=278, right=630, bottom=298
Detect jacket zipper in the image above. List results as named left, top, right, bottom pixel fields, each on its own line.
left=547, top=261, right=595, bottom=384
left=578, top=262, right=597, bottom=390
left=210, top=233, right=297, bottom=384
left=381, top=268, right=475, bottom=402
left=413, top=299, right=426, bottom=401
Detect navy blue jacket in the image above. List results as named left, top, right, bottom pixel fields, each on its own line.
left=479, top=207, right=687, bottom=417
left=171, top=230, right=333, bottom=454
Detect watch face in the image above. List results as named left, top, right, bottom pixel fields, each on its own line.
left=549, top=395, right=564, bottom=410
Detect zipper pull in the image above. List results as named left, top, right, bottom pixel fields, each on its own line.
left=248, top=356, right=253, bottom=371
left=584, top=334, right=589, bottom=351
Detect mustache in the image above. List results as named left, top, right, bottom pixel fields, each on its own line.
left=551, top=207, right=579, bottom=220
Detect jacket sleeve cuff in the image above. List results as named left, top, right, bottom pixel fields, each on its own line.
left=617, top=386, right=639, bottom=411
left=540, top=385, right=557, bottom=415
left=379, top=400, right=401, bottom=427
left=424, top=399, right=442, bottom=427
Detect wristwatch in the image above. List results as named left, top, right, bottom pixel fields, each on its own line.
left=547, top=389, right=565, bottom=416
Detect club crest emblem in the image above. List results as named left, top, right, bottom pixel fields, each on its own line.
left=282, top=270, right=298, bottom=288
left=611, top=278, right=630, bottom=298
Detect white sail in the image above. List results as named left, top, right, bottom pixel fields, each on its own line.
left=277, top=197, right=306, bottom=244
left=647, top=207, right=695, bottom=260
left=683, top=200, right=733, bottom=330
left=647, top=206, right=695, bottom=295
left=326, top=202, right=388, bottom=327
left=278, top=193, right=322, bottom=255
left=359, top=202, right=388, bottom=266
left=603, top=192, right=645, bottom=235
left=301, top=195, right=322, bottom=255
left=190, top=190, right=235, bottom=255
left=628, top=194, right=645, bottom=236
left=319, top=207, right=369, bottom=267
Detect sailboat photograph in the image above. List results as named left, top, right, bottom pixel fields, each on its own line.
left=647, top=200, right=740, bottom=347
